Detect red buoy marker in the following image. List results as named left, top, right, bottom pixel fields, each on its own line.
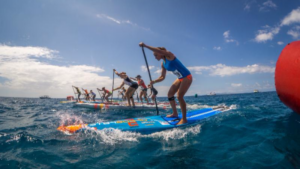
left=275, top=41, right=300, bottom=114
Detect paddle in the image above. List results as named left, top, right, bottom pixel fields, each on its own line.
left=136, top=90, right=139, bottom=102
left=141, top=46, right=159, bottom=115
left=72, top=86, right=78, bottom=102
left=111, top=69, right=115, bottom=103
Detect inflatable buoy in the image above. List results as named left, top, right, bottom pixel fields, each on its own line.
left=275, top=41, right=300, bottom=114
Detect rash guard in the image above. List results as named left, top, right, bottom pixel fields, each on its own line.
left=163, top=57, right=191, bottom=79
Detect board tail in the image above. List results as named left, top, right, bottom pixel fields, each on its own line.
left=57, top=124, right=87, bottom=133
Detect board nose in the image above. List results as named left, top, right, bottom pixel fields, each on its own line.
left=57, top=124, right=86, bottom=133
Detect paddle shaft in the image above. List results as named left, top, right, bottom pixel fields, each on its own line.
left=97, top=89, right=104, bottom=102
left=71, top=86, right=78, bottom=101
left=111, top=69, right=115, bottom=102
left=136, top=90, right=139, bottom=102
left=141, top=46, right=159, bottom=115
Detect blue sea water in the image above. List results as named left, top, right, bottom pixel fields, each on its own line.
left=1, top=92, right=300, bottom=168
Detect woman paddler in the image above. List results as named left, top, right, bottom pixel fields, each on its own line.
left=130, top=75, right=149, bottom=104
left=97, top=87, right=112, bottom=103
left=112, top=69, right=138, bottom=107
left=139, top=42, right=193, bottom=125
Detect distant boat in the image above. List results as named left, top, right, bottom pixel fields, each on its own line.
left=208, top=92, right=216, bottom=96
left=40, top=95, right=51, bottom=99
left=253, top=90, right=259, bottom=93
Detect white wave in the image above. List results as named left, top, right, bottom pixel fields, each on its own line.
left=146, top=124, right=201, bottom=141
left=5, top=134, right=21, bottom=143
left=229, top=104, right=237, bottom=110
left=57, top=113, right=84, bottom=126
left=4, top=133, right=37, bottom=143
left=0, top=133, right=7, bottom=137
left=82, top=128, right=142, bottom=145
left=186, top=104, right=211, bottom=109
left=79, top=125, right=202, bottom=145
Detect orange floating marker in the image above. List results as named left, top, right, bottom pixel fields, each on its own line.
left=275, top=41, right=300, bottom=114
left=57, top=124, right=87, bottom=133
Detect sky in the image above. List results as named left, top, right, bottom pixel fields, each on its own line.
left=0, top=0, right=300, bottom=98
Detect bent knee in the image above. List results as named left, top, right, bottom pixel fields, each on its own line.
left=177, top=93, right=184, bottom=100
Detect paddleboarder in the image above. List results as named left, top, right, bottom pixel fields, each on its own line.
left=97, top=87, right=112, bottom=103
left=139, top=42, right=193, bottom=125
left=130, top=75, right=149, bottom=104
left=113, top=69, right=138, bottom=107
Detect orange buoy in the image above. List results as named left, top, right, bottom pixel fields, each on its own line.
left=275, top=41, right=300, bottom=114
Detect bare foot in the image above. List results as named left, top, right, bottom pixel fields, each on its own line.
left=166, top=114, right=178, bottom=118
left=176, top=119, right=187, bottom=125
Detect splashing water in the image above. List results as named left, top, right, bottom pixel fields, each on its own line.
left=1, top=93, right=299, bottom=168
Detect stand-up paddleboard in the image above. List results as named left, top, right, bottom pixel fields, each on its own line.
left=74, top=102, right=169, bottom=110
left=57, top=106, right=230, bottom=134
left=60, top=100, right=77, bottom=104
left=79, top=100, right=170, bottom=105
left=80, top=100, right=120, bottom=103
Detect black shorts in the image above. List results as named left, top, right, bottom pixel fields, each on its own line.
left=152, top=88, right=158, bottom=95
left=130, top=83, right=138, bottom=89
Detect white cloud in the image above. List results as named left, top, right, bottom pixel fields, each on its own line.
left=96, top=14, right=150, bottom=31
left=287, top=26, right=300, bottom=39
left=0, top=45, right=121, bottom=97
left=244, top=4, right=251, bottom=11
left=254, top=7, right=300, bottom=43
left=213, top=46, right=221, bottom=51
left=287, top=30, right=300, bottom=39
left=0, top=44, right=58, bottom=59
left=188, top=64, right=275, bottom=77
left=281, top=7, right=300, bottom=26
left=260, top=0, right=277, bottom=11
left=223, top=31, right=230, bottom=38
left=277, top=41, right=284, bottom=45
left=223, top=30, right=239, bottom=45
left=141, top=65, right=155, bottom=72
left=231, top=83, right=242, bottom=87
left=97, top=14, right=121, bottom=24
left=254, top=26, right=280, bottom=43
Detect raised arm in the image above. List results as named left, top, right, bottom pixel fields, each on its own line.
left=113, top=81, right=125, bottom=91
left=97, top=88, right=103, bottom=91
left=139, top=42, right=175, bottom=59
left=150, top=62, right=167, bottom=85
left=113, top=69, right=120, bottom=76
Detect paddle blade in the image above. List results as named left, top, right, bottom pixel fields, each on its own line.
left=57, top=124, right=87, bottom=133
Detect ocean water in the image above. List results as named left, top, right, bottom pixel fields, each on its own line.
left=1, top=92, right=300, bottom=168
